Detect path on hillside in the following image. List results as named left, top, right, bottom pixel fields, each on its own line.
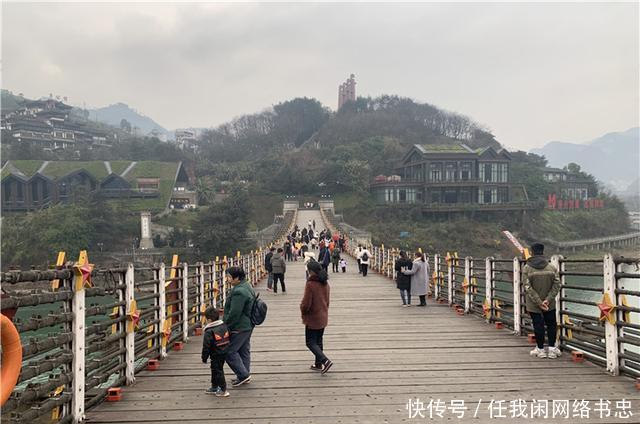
left=86, top=210, right=639, bottom=423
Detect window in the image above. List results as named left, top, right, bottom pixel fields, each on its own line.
left=430, top=163, right=442, bottom=181
left=459, top=189, right=471, bottom=203
left=499, top=163, right=508, bottom=182
left=431, top=190, right=441, bottom=203
left=491, top=164, right=498, bottom=183
left=31, top=180, right=40, bottom=201
left=445, top=163, right=456, bottom=181
left=480, top=163, right=492, bottom=182
left=461, top=162, right=472, bottom=180
left=399, top=189, right=407, bottom=203
left=16, top=182, right=24, bottom=201
left=406, top=188, right=416, bottom=204
left=3, top=181, right=11, bottom=202
left=444, top=190, right=457, bottom=204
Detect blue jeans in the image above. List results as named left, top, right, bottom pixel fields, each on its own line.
left=225, top=330, right=252, bottom=380
left=400, top=289, right=411, bottom=305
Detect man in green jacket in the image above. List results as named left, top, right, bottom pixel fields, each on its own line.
left=223, top=267, right=255, bottom=387
left=523, top=243, right=562, bottom=359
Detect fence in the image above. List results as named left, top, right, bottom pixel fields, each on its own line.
left=0, top=208, right=300, bottom=424
left=358, top=244, right=640, bottom=379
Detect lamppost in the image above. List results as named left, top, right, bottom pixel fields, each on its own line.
left=97, top=242, right=104, bottom=252
left=132, top=237, right=139, bottom=263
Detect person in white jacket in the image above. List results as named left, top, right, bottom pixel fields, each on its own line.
left=357, top=246, right=372, bottom=277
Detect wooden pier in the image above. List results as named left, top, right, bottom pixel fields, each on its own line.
left=85, top=211, right=640, bottom=423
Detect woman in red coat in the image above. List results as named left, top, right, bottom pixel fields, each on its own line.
left=300, top=260, right=333, bottom=374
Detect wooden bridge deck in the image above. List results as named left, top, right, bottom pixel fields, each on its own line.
left=86, top=211, right=640, bottom=423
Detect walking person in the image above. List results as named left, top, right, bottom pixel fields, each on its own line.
left=395, top=251, right=413, bottom=307
left=331, top=244, right=341, bottom=273
left=312, top=219, right=316, bottom=230
left=301, top=260, right=333, bottom=374
left=318, top=244, right=330, bottom=272
left=202, top=306, right=230, bottom=397
left=356, top=245, right=363, bottom=274
left=271, top=248, right=287, bottom=294
left=357, top=245, right=372, bottom=277
left=223, top=267, right=254, bottom=387
left=402, top=251, right=429, bottom=306
left=264, top=247, right=275, bottom=292
left=523, top=243, right=562, bottom=359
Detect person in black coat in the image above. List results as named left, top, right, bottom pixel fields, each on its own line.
left=395, top=251, right=413, bottom=307
left=265, top=247, right=275, bottom=291
left=318, top=246, right=331, bottom=271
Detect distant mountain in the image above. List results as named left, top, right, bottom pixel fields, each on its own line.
left=531, top=127, right=639, bottom=191
left=88, top=103, right=171, bottom=139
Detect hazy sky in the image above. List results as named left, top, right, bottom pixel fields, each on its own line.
left=2, top=2, right=638, bottom=150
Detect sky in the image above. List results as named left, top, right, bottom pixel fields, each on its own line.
left=2, top=2, right=639, bottom=150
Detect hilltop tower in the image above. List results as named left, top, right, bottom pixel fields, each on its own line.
left=338, top=74, right=356, bottom=110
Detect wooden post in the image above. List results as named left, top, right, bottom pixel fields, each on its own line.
left=464, top=257, right=471, bottom=313
left=124, top=263, right=135, bottom=384
left=157, top=263, right=167, bottom=358
left=71, top=270, right=86, bottom=422
left=603, top=254, right=620, bottom=375
left=512, top=257, right=522, bottom=335
left=551, top=255, right=564, bottom=348
left=485, top=257, right=493, bottom=322
left=182, top=263, right=189, bottom=342
left=198, top=262, right=205, bottom=321
left=447, top=256, right=454, bottom=306
left=433, top=254, right=440, bottom=299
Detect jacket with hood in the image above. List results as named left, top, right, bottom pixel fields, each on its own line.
left=394, top=257, right=413, bottom=290
left=223, top=280, right=255, bottom=332
left=264, top=251, right=274, bottom=272
left=300, top=274, right=331, bottom=329
left=201, top=320, right=230, bottom=362
left=523, top=255, right=561, bottom=313
left=270, top=252, right=286, bottom=274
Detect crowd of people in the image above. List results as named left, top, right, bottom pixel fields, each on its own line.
left=200, top=214, right=562, bottom=398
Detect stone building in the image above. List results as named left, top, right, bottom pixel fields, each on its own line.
left=338, top=74, right=356, bottom=110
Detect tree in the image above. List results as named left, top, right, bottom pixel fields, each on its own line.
left=120, top=118, right=132, bottom=133
left=192, top=187, right=253, bottom=257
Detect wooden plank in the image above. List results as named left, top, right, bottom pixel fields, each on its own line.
left=86, top=210, right=638, bottom=424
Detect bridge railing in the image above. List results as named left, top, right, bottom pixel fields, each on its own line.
left=1, top=246, right=273, bottom=423
left=343, top=240, right=640, bottom=381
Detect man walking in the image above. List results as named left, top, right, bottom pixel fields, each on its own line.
left=523, top=243, right=562, bottom=359
left=264, top=247, right=275, bottom=292
left=357, top=245, right=372, bottom=277
left=223, top=267, right=255, bottom=387
left=270, top=248, right=287, bottom=294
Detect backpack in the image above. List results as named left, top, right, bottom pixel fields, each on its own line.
left=250, top=293, right=268, bottom=326
left=361, top=252, right=369, bottom=262
left=332, top=248, right=341, bottom=259
left=210, top=323, right=230, bottom=353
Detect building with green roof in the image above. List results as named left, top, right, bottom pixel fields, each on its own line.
left=1, top=160, right=194, bottom=213
left=371, top=143, right=533, bottom=212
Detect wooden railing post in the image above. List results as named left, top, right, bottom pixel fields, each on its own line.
left=551, top=255, right=564, bottom=348
left=485, top=257, right=493, bottom=322
left=198, top=262, right=205, bottom=320
left=433, top=254, right=440, bottom=299
left=182, top=263, right=189, bottom=342
left=512, top=257, right=522, bottom=335
left=464, top=257, right=471, bottom=313
left=157, top=263, right=167, bottom=358
left=71, top=268, right=86, bottom=422
left=603, top=253, right=620, bottom=375
left=447, top=255, right=454, bottom=306
left=124, top=263, right=135, bottom=384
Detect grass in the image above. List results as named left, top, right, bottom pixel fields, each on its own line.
left=109, top=160, right=133, bottom=176
left=42, top=161, right=110, bottom=180
left=5, top=160, right=44, bottom=177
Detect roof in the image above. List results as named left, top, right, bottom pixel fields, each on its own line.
left=2, top=160, right=184, bottom=212
left=543, top=167, right=566, bottom=173
left=416, top=144, right=475, bottom=154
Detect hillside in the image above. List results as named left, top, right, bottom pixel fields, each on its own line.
left=88, top=102, right=171, bottom=139
left=531, top=127, right=639, bottom=190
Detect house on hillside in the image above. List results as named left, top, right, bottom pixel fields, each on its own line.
left=370, top=143, right=533, bottom=212
left=1, top=160, right=194, bottom=212
left=543, top=167, right=597, bottom=201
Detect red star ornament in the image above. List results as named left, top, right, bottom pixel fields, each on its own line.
left=597, top=293, right=616, bottom=325
left=126, top=300, right=141, bottom=333
left=73, top=250, right=94, bottom=291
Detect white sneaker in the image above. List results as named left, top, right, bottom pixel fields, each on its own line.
left=547, top=346, right=562, bottom=359
left=530, top=347, right=547, bottom=358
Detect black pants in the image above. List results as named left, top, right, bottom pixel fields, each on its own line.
left=530, top=310, right=557, bottom=349
left=210, top=353, right=226, bottom=391
left=305, top=327, right=328, bottom=366
left=273, top=273, right=286, bottom=293
left=332, top=262, right=339, bottom=272
left=361, top=264, right=369, bottom=276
